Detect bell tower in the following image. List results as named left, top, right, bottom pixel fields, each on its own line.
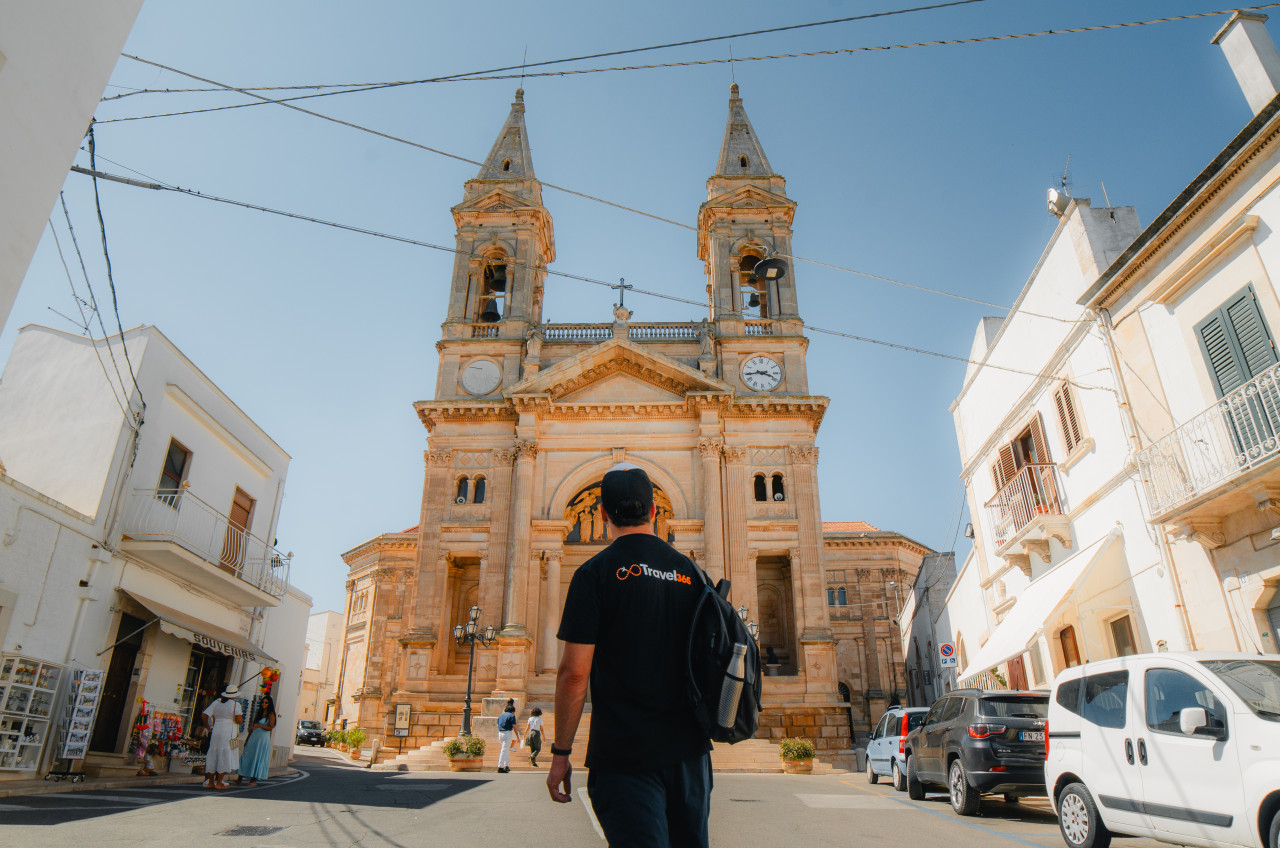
left=437, top=89, right=555, bottom=400
left=698, top=84, right=808, bottom=394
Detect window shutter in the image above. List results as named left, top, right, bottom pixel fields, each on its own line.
left=992, top=443, right=1017, bottom=490
left=1054, top=385, right=1083, bottom=454
left=1196, top=284, right=1277, bottom=397
left=1030, top=413, right=1051, bottom=464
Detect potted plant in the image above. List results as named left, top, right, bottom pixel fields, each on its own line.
left=347, top=726, right=366, bottom=759
left=442, top=734, right=486, bottom=772
left=779, top=737, right=816, bottom=774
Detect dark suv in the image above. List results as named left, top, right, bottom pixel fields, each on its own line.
left=295, top=720, right=325, bottom=746
left=903, top=688, right=1049, bottom=816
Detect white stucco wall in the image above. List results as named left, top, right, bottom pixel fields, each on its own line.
left=0, top=1, right=144, bottom=334
left=258, top=584, right=312, bottom=766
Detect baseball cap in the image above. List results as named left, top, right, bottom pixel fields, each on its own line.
left=600, top=462, right=653, bottom=525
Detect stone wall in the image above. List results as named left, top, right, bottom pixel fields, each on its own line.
left=758, top=706, right=851, bottom=752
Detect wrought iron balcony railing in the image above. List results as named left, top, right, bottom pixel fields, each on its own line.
left=1137, top=360, right=1280, bottom=517
left=984, top=463, right=1064, bottom=547
left=120, top=488, right=291, bottom=599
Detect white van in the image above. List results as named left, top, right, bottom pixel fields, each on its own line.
left=1044, top=652, right=1280, bottom=848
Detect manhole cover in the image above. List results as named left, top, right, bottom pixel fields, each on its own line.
left=217, top=826, right=284, bottom=837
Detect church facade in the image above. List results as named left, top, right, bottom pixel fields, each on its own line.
left=333, top=86, right=930, bottom=755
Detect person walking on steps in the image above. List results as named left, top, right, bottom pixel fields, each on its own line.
left=525, top=707, right=544, bottom=767
left=496, top=703, right=521, bottom=773
left=547, top=462, right=713, bottom=848
left=233, top=692, right=275, bottom=786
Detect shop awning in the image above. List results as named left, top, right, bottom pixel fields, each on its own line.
left=957, top=532, right=1121, bottom=682
left=123, top=590, right=276, bottom=664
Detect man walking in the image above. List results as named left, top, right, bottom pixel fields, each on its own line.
left=546, top=463, right=712, bottom=848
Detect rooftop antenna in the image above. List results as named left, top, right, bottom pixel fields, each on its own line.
left=1047, top=154, right=1073, bottom=217
left=521, top=45, right=528, bottom=88
left=1100, top=180, right=1116, bottom=221
left=729, top=44, right=736, bottom=84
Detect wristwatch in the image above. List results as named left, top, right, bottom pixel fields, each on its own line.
left=550, top=743, right=572, bottom=756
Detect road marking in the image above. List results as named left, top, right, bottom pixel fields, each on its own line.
left=577, top=787, right=606, bottom=842
left=839, top=778, right=1053, bottom=847
left=797, top=794, right=901, bottom=809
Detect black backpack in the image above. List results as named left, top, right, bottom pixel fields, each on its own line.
left=685, top=571, right=762, bottom=744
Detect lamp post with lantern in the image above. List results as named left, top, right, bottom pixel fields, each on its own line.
left=736, top=605, right=760, bottom=642
left=452, top=605, right=496, bottom=736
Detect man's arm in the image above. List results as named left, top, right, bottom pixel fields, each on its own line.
left=546, top=641, right=593, bottom=803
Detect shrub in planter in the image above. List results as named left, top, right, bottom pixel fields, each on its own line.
left=442, top=735, right=486, bottom=771
left=779, top=737, right=816, bottom=773
left=347, top=727, right=367, bottom=758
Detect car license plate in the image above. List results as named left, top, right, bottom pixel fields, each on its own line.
left=1019, top=731, right=1044, bottom=741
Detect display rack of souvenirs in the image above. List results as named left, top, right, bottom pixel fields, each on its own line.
left=0, top=653, right=64, bottom=771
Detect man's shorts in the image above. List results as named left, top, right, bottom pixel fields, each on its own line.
left=587, top=753, right=712, bottom=848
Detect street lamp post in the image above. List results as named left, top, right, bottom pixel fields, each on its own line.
left=735, top=605, right=760, bottom=642
left=452, top=605, right=496, bottom=736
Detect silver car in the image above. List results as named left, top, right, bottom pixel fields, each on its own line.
left=866, top=706, right=929, bottom=790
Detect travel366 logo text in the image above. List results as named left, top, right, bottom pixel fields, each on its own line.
left=616, top=563, right=692, bottom=584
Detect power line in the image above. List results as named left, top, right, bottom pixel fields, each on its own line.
left=103, top=55, right=1075, bottom=325
left=98, top=3, right=1279, bottom=124
left=68, top=164, right=1109, bottom=390
left=100, top=0, right=990, bottom=103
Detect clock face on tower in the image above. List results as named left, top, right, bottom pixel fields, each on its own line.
left=460, top=358, right=501, bottom=395
left=741, top=355, right=782, bottom=392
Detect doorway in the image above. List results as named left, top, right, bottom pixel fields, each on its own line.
left=177, top=647, right=230, bottom=736
left=91, top=613, right=146, bottom=753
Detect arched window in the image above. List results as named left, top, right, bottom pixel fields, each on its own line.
left=837, top=586, right=847, bottom=606
left=771, top=474, right=785, bottom=502
left=472, top=476, right=486, bottom=505
left=478, top=259, right=507, bottom=322
left=739, top=154, right=749, bottom=168
left=455, top=477, right=469, bottom=504
left=738, top=253, right=769, bottom=319
left=753, top=474, right=767, bottom=502
left=502, top=158, right=511, bottom=172
left=827, top=587, right=835, bottom=605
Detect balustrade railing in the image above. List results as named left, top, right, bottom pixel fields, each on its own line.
left=984, top=463, right=1063, bottom=546
left=543, top=323, right=611, bottom=342
left=469, top=324, right=499, bottom=339
left=1137, top=360, right=1280, bottom=516
left=628, top=323, right=698, bottom=340
left=744, top=321, right=774, bottom=336
left=120, top=489, right=290, bottom=598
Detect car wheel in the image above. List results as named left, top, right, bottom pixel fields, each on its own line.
left=1268, top=806, right=1279, bottom=848
left=1058, top=782, right=1112, bottom=848
left=866, top=756, right=879, bottom=784
left=948, top=759, right=981, bottom=816
left=906, top=755, right=925, bottom=800
left=892, top=759, right=906, bottom=792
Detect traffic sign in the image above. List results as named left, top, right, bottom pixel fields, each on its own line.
left=939, top=643, right=957, bottom=667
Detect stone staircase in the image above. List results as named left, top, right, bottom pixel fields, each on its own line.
left=81, top=752, right=139, bottom=779
left=375, top=712, right=848, bottom=774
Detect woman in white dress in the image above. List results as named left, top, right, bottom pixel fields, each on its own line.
left=201, top=685, right=243, bottom=789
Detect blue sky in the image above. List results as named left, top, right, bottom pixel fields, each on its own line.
left=2, top=1, right=1263, bottom=613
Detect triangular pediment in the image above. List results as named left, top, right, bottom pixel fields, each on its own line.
left=508, top=336, right=731, bottom=403
left=453, top=186, right=533, bottom=214
left=703, top=183, right=794, bottom=211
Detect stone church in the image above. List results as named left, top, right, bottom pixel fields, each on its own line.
left=334, top=85, right=931, bottom=756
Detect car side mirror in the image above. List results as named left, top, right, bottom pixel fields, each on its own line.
left=1179, top=707, right=1207, bottom=735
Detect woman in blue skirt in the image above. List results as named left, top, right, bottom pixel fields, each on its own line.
left=233, top=692, right=275, bottom=785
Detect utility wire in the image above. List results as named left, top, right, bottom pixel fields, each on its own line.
left=100, top=0, right=990, bottom=102
left=105, top=54, right=1077, bottom=326
left=68, top=164, right=1110, bottom=390
left=86, top=125, right=145, bottom=417
left=98, top=3, right=1280, bottom=123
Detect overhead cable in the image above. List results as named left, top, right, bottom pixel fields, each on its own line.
left=68, top=164, right=1109, bottom=390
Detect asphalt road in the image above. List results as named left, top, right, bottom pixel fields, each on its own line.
left=0, top=748, right=1171, bottom=848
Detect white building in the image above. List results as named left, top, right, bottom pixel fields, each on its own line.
left=1080, top=12, right=1280, bottom=654
left=0, top=324, right=309, bottom=778
left=897, top=551, right=957, bottom=706
left=300, top=610, right=342, bottom=723
left=944, top=194, right=1200, bottom=691
left=0, top=1, right=144, bottom=333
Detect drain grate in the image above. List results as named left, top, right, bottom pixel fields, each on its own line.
left=217, top=826, right=284, bottom=837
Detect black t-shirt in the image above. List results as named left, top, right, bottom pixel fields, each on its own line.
left=557, top=533, right=711, bottom=772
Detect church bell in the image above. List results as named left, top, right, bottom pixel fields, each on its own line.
left=479, top=297, right=501, bottom=323
left=747, top=292, right=761, bottom=309
left=487, top=263, right=507, bottom=292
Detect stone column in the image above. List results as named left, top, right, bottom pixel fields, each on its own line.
left=723, top=446, right=749, bottom=594
left=503, top=439, right=537, bottom=635
left=428, top=552, right=455, bottom=674
left=483, top=449, right=515, bottom=628
left=400, top=449, right=452, bottom=692
left=698, top=437, right=725, bottom=584
left=540, top=551, right=562, bottom=671
left=789, top=445, right=837, bottom=701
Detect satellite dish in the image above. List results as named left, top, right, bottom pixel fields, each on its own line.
left=751, top=258, right=788, bottom=282
left=1047, top=188, right=1070, bottom=217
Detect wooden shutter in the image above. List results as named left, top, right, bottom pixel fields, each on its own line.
left=1029, top=413, right=1051, bottom=464
left=1196, top=284, right=1278, bottom=397
left=992, top=443, right=1017, bottom=490
left=1054, top=385, right=1083, bottom=454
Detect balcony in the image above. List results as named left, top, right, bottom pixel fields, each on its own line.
left=1137, top=360, right=1280, bottom=525
left=985, top=463, right=1073, bottom=560
left=119, top=488, right=291, bottom=606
